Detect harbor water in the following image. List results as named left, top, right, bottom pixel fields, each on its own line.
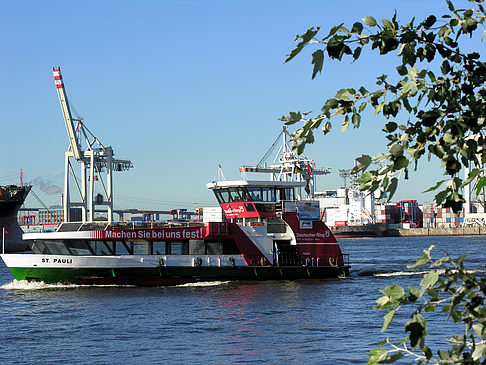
left=0, top=236, right=485, bottom=364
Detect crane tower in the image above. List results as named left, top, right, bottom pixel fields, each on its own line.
left=53, top=67, right=133, bottom=223
left=238, top=126, right=331, bottom=198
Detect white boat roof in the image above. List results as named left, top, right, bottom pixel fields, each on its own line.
left=206, top=180, right=306, bottom=189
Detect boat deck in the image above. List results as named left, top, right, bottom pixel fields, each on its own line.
left=57, top=220, right=206, bottom=232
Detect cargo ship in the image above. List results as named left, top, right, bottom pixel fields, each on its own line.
left=0, top=185, right=31, bottom=252
left=0, top=178, right=349, bottom=286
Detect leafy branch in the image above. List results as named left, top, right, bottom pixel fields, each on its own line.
left=367, top=245, right=486, bottom=364
left=282, top=0, right=486, bottom=212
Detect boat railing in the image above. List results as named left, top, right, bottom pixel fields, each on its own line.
left=303, top=253, right=350, bottom=267
left=206, top=222, right=231, bottom=236
left=56, top=220, right=206, bottom=232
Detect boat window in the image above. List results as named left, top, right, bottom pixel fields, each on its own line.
left=247, top=187, right=262, bottom=201
left=276, top=188, right=294, bottom=202
left=262, top=188, right=276, bottom=202
left=88, top=241, right=110, bottom=255
left=241, top=188, right=252, bottom=201
left=214, top=191, right=224, bottom=204
left=229, top=188, right=242, bottom=202
left=153, top=241, right=167, bottom=255
left=219, top=189, right=232, bottom=203
left=206, top=241, right=223, bottom=255
left=223, top=240, right=241, bottom=254
left=244, top=203, right=256, bottom=212
left=30, top=240, right=49, bottom=254
left=43, top=240, right=72, bottom=255
left=132, top=241, right=150, bottom=255
left=65, top=240, right=93, bottom=256
left=189, top=240, right=205, bottom=255
left=254, top=203, right=276, bottom=214
left=116, top=241, right=131, bottom=255
left=169, top=241, right=188, bottom=255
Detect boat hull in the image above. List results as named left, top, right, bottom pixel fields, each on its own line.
left=3, top=254, right=349, bottom=286
left=7, top=266, right=349, bottom=286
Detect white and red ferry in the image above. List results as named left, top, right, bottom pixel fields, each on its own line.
left=1, top=177, right=349, bottom=285
left=0, top=69, right=349, bottom=286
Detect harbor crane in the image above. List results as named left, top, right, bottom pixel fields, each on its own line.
left=53, top=67, right=133, bottom=223
left=238, top=126, right=331, bottom=198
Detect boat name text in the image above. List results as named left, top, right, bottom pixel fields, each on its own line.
left=41, top=258, right=73, bottom=264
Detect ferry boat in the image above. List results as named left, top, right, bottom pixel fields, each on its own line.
left=1, top=68, right=349, bottom=285
left=0, top=178, right=349, bottom=285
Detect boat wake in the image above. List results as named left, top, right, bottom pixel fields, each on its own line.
left=0, top=279, right=231, bottom=290
left=1, top=280, right=73, bottom=290
left=0, top=280, right=132, bottom=290
left=176, top=281, right=231, bottom=287
left=358, top=268, right=486, bottom=278
left=374, top=270, right=433, bottom=277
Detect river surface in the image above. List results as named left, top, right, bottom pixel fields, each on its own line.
left=0, top=236, right=485, bottom=364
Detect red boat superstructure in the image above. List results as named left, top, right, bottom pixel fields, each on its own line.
left=206, top=179, right=347, bottom=268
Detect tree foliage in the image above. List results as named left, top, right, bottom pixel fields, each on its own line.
left=282, top=0, right=485, bottom=213
left=366, top=246, right=486, bottom=364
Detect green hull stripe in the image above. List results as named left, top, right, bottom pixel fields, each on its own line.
left=7, top=266, right=350, bottom=286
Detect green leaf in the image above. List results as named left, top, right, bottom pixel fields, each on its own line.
left=311, top=49, right=324, bottom=79
left=390, top=143, right=404, bottom=157
left=382, top=284, right=405, bottom=301
left=382, top=19, right=394, bottom=30
left=355, top=154, right=372, bottom=172
left=353, top=46, right=362, bottom=61
left=375, top=103, right=384, bottom=115
left=279, top=111, right=302, bottom=125
left=382, top=309, right=396, bottom=332
left=351, top=22, right=364, bottom=34
left=388, top=178, right=398, bottom=199
left=396, top=64, right=407, bottom=76
left=285, top=27, right=320, bottom=63
left=472, top=342, right=486, bottom=361
left=362, top=16, right=377, bottom=27
left=462, top=168, right=480, bottom=187
left=407, top=249, right=433, bottom=269
left=423, top=179, right=447, bottom=193
left=382, top=353, right=403, bottom=363
left=322, top=121, right=332, bottom=134
left=352, top=112, right=361, bottom=128
left=423, top=15, right=437, bottom=29
left=341, top=115, right=350, bottom=132
left=383, top=122, right=398, bottom=133
left=393, top=156, right=409, bottom=169
left=335, top=88, right=351, bottom=101
left=366, top=348, right=387, bottom=364
left=419, top=271, right=439, bottom=296
left=475, top=176, right=486, bottom=197
left=405, top=313, right=427, bottom=348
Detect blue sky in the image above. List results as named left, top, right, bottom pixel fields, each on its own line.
left=0, top=0, right=471, bottom=211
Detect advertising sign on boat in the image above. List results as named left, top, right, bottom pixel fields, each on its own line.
left=221, top=202, right=260, bottom=219
left=297, top=201, right=320, bottom=221
left=92, top=226, right=206, bottom=240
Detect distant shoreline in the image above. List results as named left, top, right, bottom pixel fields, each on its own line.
left=389, top=227, right=486, bottom=237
